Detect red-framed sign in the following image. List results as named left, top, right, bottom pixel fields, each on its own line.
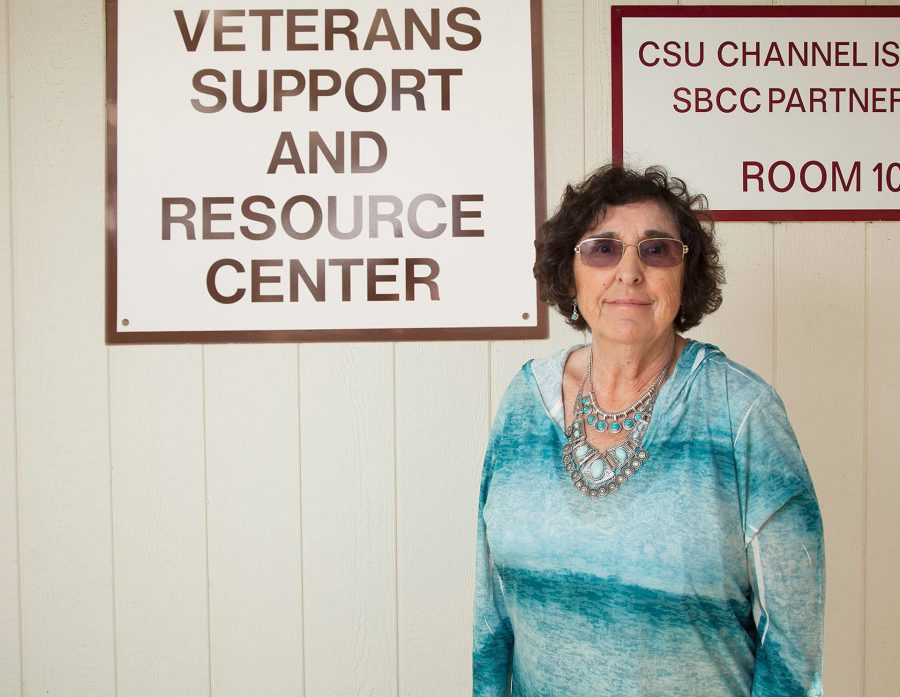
left=612, top=5, right=900, bottom=222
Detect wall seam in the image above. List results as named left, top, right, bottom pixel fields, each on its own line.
left=5, top=0, right=24, bottom=692
left=392, top=343, right=400, bottom=697
left=102, top=0, right=119, bottom=684
left=201, top=347, right=213, bottom=697
left=487, top=341, right=493, bottom=442
left=296, top=345, right=306, bottom=697
left=105, top=350, right=119, bottom=697
left=771, top=223, right=777, bottom=388
left=581, top=0, right=586, bottom=173
left=861, top=223, right=869, bottom=696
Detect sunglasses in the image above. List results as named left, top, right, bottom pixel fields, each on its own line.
left=574, top=237, right=689, bottom=268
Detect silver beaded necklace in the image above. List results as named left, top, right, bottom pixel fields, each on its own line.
left=562, top=350, right=668, bottom=499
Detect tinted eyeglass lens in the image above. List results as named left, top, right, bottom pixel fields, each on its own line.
left=579, top=239, right=623, bottom=267
left=638, top=239, right=683, bottom=267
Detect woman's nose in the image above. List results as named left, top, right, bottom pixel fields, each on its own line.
left=616, top=245, right=644, bottom=284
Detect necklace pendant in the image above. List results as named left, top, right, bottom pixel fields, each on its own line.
left=586, top=456, right=614, bottom=484
left=563, top=350, right=669, bottom=501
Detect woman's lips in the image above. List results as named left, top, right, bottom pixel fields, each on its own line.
left=607, top=299, right=651, bottom=306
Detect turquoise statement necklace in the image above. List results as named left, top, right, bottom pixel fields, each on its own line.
left=562, top=350, right=667, bottom=499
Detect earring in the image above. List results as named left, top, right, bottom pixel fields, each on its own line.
left=570, top=299, right=579, bottom=321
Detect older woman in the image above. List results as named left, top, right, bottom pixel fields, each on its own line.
left=473, top=165, right=824, bottom=696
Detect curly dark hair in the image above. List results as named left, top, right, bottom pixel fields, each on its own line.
left=534, top=164, right=725, bottom=333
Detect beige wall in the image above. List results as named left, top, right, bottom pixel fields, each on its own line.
left=2, top=0, right=898, bottom=695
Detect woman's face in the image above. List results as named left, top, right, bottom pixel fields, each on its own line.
left=573, top=199, right=684, bottom=348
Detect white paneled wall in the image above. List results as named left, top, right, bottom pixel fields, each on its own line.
left=1, top=0, right=20, bottom=694
left=865, top=223, right=900, bottom=697
left=8, top=1, right=114, bottom=696
left=109, top=346, right=208, bottom=697
left=395, top=342, right=488, bottom=696
left=300, top=343, right=397, bottom=696
left=776, top=222, right=867, bottom=697
left=2, top=1, right=899, bottom=696
left=206, top=345, right=304, bottom=696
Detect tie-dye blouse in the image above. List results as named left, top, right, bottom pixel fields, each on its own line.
left=473, top=341, right=824, bottom=697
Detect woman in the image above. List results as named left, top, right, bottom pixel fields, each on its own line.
left=473, top=165, right=824, bottom=696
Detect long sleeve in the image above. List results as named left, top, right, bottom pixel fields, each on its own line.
left=747, top=491, right=824, bottom=696
left=472, top=418, right=514, bottom=697
left=733, top=384, right=825, bottom=696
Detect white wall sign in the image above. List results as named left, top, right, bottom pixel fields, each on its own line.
left=106, top=0, right=546, bottom=343
left=612, top=6, right=900, bottom=221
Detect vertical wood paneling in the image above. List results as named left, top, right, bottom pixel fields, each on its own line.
left=687, top=223, right=775, bottom=383
left=395, top=343, right=489, bottom=697
left=865, top=225, right=900, bottom=696
left=492, top=0, right=587, bottom=414
left=586, top=0, right=664, bottom=169
left=109, top=347, right=208, bottom=697
left=543, top=0, right=586, bottom=179
left=299, top=344, right=397, bottom=697
left=3, top=2, right=899, bottom=696
left=0, top=0, right=22, bottom=693
left=775, top=223, right=866, bottom=697
left=583, top=0, right=604, bottom=168
left=10, top=1, right=114, bottom=694
left=204, top=345, right=303, bottom=697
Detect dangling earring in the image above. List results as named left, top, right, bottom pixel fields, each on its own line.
left=570, top=299, right=579, bottom=321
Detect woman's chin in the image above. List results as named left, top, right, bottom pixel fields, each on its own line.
left=594, top=320, right=668, bottom=347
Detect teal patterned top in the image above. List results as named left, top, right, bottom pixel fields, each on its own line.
left=473, top=341, right=824, bottom=697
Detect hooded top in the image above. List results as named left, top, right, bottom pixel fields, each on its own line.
left=473, top=341, right=824, bottom=697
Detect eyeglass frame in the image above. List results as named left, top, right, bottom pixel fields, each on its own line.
left=573, top=237, right=689, bottom=267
